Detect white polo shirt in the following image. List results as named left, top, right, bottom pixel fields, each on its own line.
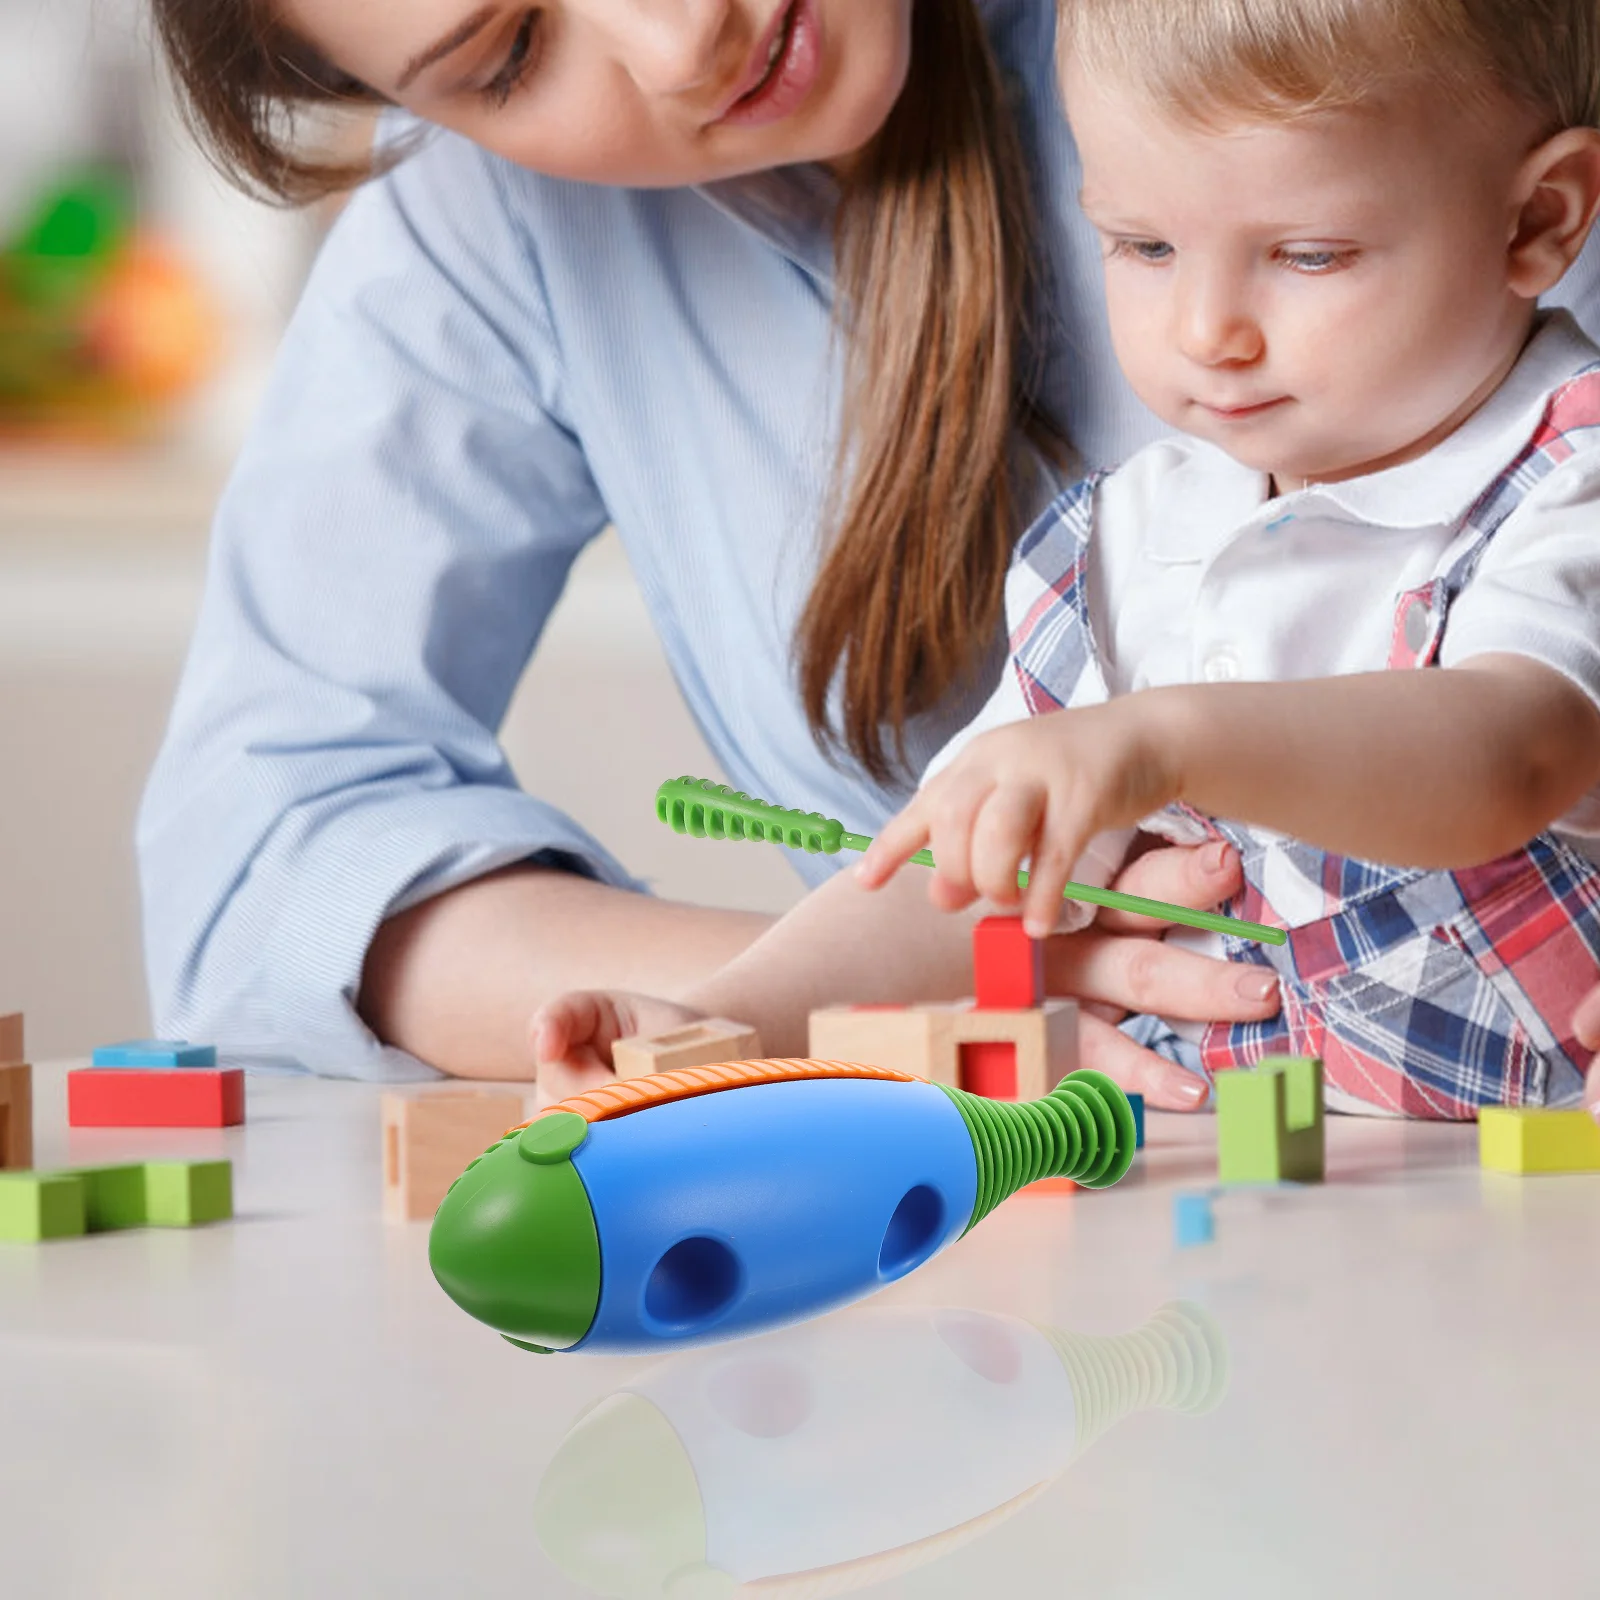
left=929, top=310, right=1600, bottom=924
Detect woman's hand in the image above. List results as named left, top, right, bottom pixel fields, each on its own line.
left=529, top=988, right=708, bottom=1105
left=856, top=702, right=1177, bottom=938
left=1045, top=836, right=1280, bottom=1110
left=1576, top=982, right=1600, bottom=1121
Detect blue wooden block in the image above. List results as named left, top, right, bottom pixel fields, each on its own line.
left=1126, top=1092, right=1145, bottom=1150
left=1173, top=1191, right=1215, bottom=1248
left=91, top=1039, right=217, bottom=1069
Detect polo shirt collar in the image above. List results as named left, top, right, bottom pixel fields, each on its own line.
left=1140, top=309, right=1598, bottom=562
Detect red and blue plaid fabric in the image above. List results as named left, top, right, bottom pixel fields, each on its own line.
left=1006, top=370, right=1600, bottom=1118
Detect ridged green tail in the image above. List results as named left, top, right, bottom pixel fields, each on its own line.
left=656, top=775, right=847, bottom=854
left=939, top=1068, right=1138, bottom=1229
left=1044, top=1301, right=1229, bottom=1458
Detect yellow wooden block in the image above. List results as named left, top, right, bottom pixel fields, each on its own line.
left=1479, top=1108, right=1600, bottom=1175
left=610, top=1018, right=763, bottom=1082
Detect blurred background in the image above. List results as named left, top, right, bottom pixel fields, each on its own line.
left=0, top=0, right=801, bottom=1061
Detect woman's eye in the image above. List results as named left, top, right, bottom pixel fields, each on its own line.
left=1110, top=239, right=1175, bottom=265
left=1279, top=246, right=1357, bottom=274
left=480, top=11, right=542, bottom=106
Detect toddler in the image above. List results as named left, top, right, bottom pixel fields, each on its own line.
left=538, top=0, right=1600, bottom=1118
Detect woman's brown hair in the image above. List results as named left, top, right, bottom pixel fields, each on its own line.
left=152, top=0, right=1060, bottom=783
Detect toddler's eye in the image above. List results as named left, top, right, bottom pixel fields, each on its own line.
left=1110, top=238, right=1175, bottom=265
left=1279, top=246, right=1357, bottom=274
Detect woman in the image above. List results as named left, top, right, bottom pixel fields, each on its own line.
left=138, top=0, right=1600, bottom=1102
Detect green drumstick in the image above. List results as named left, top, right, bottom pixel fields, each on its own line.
left=655, top=775, right=1287, bottom=947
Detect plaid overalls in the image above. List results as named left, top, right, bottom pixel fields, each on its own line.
left=1007, top=372, right=1600, bottom=1118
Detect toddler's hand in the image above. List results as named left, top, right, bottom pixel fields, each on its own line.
left=855, top=701, right=1177, bottom=939
left=1576, top=982, right=1600, bottom=1122
left=530, top=989, right=707, bottom=1104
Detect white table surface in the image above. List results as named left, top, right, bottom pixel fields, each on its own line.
left=3, top=1060, right=1597, bottom=1599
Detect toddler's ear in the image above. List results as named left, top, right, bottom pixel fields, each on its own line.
left=1507, top=127, right=1600, bottom=298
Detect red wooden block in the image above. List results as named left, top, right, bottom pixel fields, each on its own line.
left=972, top=916, right=1044, bottom=1010
left=68, top=1067, right=245, bottom=1128
left=959, top=1040, right=1017, bottom=1099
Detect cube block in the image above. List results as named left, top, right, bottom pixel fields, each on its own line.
left=959, top=1040, right=1017, bottom=1099
left=610, top=1018, right=762, bottom=1082
left=1127, top=1091, right=1145, bottom=1150
left=92, top=1039, right=217, bottom=1068
left=972, top=916, right=1045, bottom=1010
left=68, top=1067, right=245, bottom=1127
left=382, top=1089, right=529, bottom=1222
left=73, top=1164, right=150, bottom=1230
left=1479, top=1108, right=1600, bottom=1175
left=1216, top=1056, right=1325, bottom=1185
left=144, top=1159, right=234, bottom=1225
left=0, top=1173, right=85, bottom=1241
left=1174, top=1191, right=1215, bottom=1248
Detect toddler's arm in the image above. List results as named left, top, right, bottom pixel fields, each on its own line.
left=859, top=653, right=1600, bottom=936
left=1160, top=654, right=1600, bottom=865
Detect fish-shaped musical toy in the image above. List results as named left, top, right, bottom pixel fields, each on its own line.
left=429, top=1058, right=1137, bottom=1354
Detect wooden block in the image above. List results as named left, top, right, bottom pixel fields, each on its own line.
left=960, top=1039, right=1017, bottom=1098
left=71, top=1164, right=150, bottom=1230
left=0, top=1012, right=22, bottom=1066
left=1022, top=1176, right=1079, bottom=1196
left=610, top=1018, right=762, bottom=1081
left=808, top=1005, right=962, bottom=1085
left=1216, top=1055, right=1325, bottom=1185
left=0, top=1173, right=85, bottom=1242
left=1479, top=1108, right=1600, bottom=1175
left=144, top=1160, right=233, bottom=1226
left=972, top=917, right=1045, bottom=1010
left=1174, top=1191, right=1215, bottom=1247
left=0, top=1061, right=33, bottom=1170
left=1127, top=1092, right=1146, bottom=1150
left=67, top=1067, right=245, bottom=1128
left=382, top=1088, right=528, bottom=1222
left=947, top=1000, right=1078, bottom=1101
left=92, top=1039, right=217, bottom=1068
left=809, top=1000, right=1078, bottom=1098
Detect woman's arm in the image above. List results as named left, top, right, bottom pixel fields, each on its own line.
left=529, top=836, right=1276, bottom=1107
left=858, top=653, right=1600, bottom=939
left=360, top=866, right=772, bottom=1079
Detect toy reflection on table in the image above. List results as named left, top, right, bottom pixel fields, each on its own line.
left=0, top=172, right=220, bottom=440
left=534, top=1300, right=1227, bottom=1599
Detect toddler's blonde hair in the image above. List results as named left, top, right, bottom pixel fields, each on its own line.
left=1058, top=0, right=1600, bottom=133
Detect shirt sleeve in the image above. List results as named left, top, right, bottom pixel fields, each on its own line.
left=137, top=129, right=640, bottom=1080
left=1439, top=446, right=1600, bottom=836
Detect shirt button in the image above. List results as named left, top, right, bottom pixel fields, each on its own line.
left=1202, top=647, right=1243, bottom=682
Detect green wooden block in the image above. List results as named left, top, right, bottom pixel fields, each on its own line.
left=71, top=1164, right=149, bottom=1230
left=1216, top=1055, right=1325, bottom=1185
left=0, top=1173, right=86, bottom=1241
left=143, top=1160, right=233, bottom=1226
